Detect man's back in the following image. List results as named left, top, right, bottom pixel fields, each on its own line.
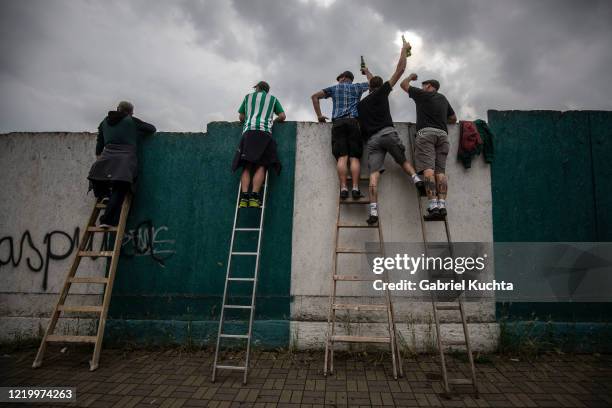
left=324, top=82, right=369, bottom=119
left=408, top=86, right=454, bottom=133
left=239, top=91, right=283, bottom=134
left=358, top=81, right=394, bottom=139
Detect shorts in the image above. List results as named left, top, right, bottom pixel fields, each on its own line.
left=366, top=127, right=407, bottom=174
left=331, top=117, right=363, bottom=159
left=414, top=127, right=449, bottom=173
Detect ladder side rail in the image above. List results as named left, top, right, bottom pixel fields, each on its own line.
left=90, top=193, right=132, bottom=371
left=378, top=216, right=399, bottom=379
left=243, top=171, right=269, bottom=384
left=324, top=197, right=341, bottom=375
left=212, top=180, right=243, bottom=382
left=33, top=201, right=100, bottom=368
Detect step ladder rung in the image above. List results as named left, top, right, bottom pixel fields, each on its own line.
left=234, top=228, right=261, bottom=232
left=333, top=303, right=387, bottom=311
left=424, top=217, right=447, bottom=222
left=78, top=251, right=114, bottom=257
left=331, top=335, right=390, bottom=344
left=340, top=199, right=370, bottom=205
left=215, top=365, right=246, bottom=371
left=227, top=277, right=255, bottom=282
left=436, top=305, right=461, bottom=310
left=231, top=252, right=258, bottom=256
left=337, top=223, right=378, bottom=228
left=448, top=378, right=473, bottom=385
left=333, top=274, right=376, bottom=282
left=68, top=277, right=108, bottom=284
left=87, top=226, right=118, bottom=232
left=443, top=339, right=467, bottom=346
left=223, top=305, right=253, bottom=309
left=46, top=334, right=97, bottom=343
left=58, top=305, right=103, bottom=313
left=336, top=248, right=380, bottom=254
left=219, top=334, right=249, bottom=339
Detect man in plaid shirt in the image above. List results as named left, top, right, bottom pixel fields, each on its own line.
left=311, top=69, right=372, bottom=199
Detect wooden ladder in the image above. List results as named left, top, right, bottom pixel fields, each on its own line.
left=323, top=177, right=403, bottom=379
left=409, top=128, right=479, bottom=397
left=212, top=172, right=269, bottom=385
left=32, top=193, right=132, bottom=371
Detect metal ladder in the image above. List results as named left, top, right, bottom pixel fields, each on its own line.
left=212, top=172, right=269, bottom=385
left=33, top=193, right=132, bottom=371
left=323, top=177, right=403, bottom=379
left=409, top=130, right=479, bottom=397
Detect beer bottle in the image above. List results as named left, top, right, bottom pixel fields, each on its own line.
left=360, top=55, right=366, bottom=74
left=402, top=35, right=412, bottom=57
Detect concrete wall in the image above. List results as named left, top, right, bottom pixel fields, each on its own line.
left=291, top=123, right=497, bottom=351
left=0, top=123, right=497, bottom=351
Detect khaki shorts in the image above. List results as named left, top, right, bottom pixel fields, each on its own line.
left=414, top=127, right=449, bottom=173
left=367, top=127, right=407, bottom=174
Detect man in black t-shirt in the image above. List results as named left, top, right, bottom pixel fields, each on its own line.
left=400, top=74, right=457, bottom=220
left=357, top=42, right=424, bottom=225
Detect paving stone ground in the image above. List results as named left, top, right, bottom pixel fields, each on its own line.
left=1, top=346, right=611, bottom=407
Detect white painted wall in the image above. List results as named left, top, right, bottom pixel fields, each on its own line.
left=290, top=123, right=498, bottom=351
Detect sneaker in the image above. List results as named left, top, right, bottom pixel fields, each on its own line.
left=438, top=206, right=447, bottom=217
left=99, top=223, right=112, bottom=229
left=249, top=193, right=262, bottom=208
left=352, top=189, right=363, bottom=199
left=340, top=189, right=349, bottom=200
left=424, top=207, right=443, bottom=221
left=416, top=180, right=426, bottom=196
left=239, top=192, right=249, bottom=208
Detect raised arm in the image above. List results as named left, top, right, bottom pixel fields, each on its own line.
left=400, top=72, right=418, bottom=93
left=388, top=42, right=410, bottom=87
left=362, top=66, right=374, bottom=82
left=311, top=90, right=329, bottom=122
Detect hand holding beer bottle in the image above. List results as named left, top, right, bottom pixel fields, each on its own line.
left=401, top=35, right=412, bottom=57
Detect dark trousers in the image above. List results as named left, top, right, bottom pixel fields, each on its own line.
left=92, top=181, right=130, bottom=226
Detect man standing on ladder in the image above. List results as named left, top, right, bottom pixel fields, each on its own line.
left=357, top=41, right=424, bottom=225
left=87, top=101, right=156, bottom=227
left=400, top=75, right=457, bottom=220
left=311, top=68, right=371, bottom=199
left=232, top=81, right=286, bottom=208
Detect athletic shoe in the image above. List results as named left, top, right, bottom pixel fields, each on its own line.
left=340, top=189, right=349, bottom=200
left=416, top=181, right=426, bottom=196
left=438, top=206, right=447, bottom=217
left=99, top=223, right=112, bottom=229
left=424, top=207, right=443, bottom=221
left=352, top=189, right=363, bottom=199
left=239, top=192, right=249, bottom=208
left=249, top=193, right=262, bottom=208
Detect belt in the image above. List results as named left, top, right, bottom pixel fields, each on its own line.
left=332, top=115, right=357, bottom=122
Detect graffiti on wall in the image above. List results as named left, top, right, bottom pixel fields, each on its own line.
left=0, top=220, right=175, bottom=290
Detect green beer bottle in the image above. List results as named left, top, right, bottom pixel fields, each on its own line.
left=402, top=35, right=412, bottom=57
left=360, top=55, right=366, bottom=74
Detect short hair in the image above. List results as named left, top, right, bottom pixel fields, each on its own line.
left=117, top=101, right=134, bottom=114
left=422, top=79, right=440, bottom=91
left=369, top=76, right=383, bottom=89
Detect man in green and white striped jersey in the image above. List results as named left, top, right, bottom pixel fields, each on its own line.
left=231, top=81, right=286, bottom=208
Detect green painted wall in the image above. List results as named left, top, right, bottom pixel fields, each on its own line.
left=488, top=110, right=612, bottom=351
left=106, top=122, right=297, bottom=347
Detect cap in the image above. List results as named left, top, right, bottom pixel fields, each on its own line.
left=336, top=71, right=354, bottom=82
left=422, top=79, right=440, bottom=91
left=253, top=81, right=270, bottom=93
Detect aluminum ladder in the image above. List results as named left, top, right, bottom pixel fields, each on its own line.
left=323, top=177, right=403, bottom=379
left=33, top=193, right=132, bottom=371
left=212, top=172, right=268, bottom=385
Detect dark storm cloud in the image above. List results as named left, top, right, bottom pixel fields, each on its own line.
left=0, top=0, right=611, bottom=132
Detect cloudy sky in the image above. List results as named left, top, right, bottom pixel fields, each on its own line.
left=1, top=0, right=611, bottom=132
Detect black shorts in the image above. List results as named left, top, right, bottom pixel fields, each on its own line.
left=331, top=117, right=363, bottom=159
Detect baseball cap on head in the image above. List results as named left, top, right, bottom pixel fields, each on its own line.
left=336, top=71, right=354, bottom=81
left=422, top=79, right=440, bottom=91
left=253, top=81, right=270, bottom=93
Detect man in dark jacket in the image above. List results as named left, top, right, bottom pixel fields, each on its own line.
left=87, top=101, right=156, bottom=227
